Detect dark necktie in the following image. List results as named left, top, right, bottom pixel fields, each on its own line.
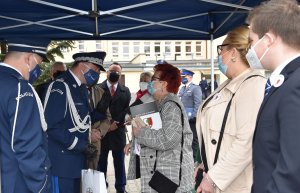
left=265, top=78, right=271, bottom=96
left=88, top=87, right=95, bottom=109
left=111, top=85, right=115, bottom=97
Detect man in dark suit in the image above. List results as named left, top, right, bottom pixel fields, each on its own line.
left=98, top=62, right=131, bottom=193
left=246, top=1, right=300, bottom=192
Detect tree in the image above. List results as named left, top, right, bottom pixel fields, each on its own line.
left=0, top=41, right=7, bottom=62
left=47, top=40, right=75, bottom=62
left=34, top=40, right=75, bottom=86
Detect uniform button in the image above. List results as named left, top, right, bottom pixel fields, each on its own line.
left=150, top=155, right=153, bottom=159
left=61, top=150, right=64, bottom=153
left=211, top=139, right=217, bottom=145
left=45, top=167, right=47, bottom=170
left=151, top=171, right=154, bottom=174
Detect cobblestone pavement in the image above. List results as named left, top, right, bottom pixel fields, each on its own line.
left=106, top=125, right=141, bottom=193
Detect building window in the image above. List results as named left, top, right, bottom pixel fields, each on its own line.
left=95, top=40, right=101, bottom=51
left=164, top=42, right=171, bottom=56
left=112, top=42, right=119, bottom=57
left=185, top=41, right=192, bottom=56
left=123, top=42, right=129, bottom=58
left=155, top=42, right=160, bottom=57
left=196, top=41, right=201, bottom=56
left=175, top=42, right=181, bottom=55
left=78, top=40, right=84, bottom=52
left=133, top=42, right=140, bottom=56
left=144, top=42, right=150, bottom=56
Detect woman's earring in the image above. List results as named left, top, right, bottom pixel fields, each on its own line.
left=231, top=58, right=236, bottom=62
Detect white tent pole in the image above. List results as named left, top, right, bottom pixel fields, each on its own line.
left=198, top=0, right=252, bottom=11
left=210, top=21, right=215, bottom=92
left=101, top=13, right=209, bottom=36
left=213, top=0, right=247, bottom=34
left=0, top=15, right=93, bottom=35
left=28, top=0, right=88, bottom=15
left=100, top=0, right=167, bottom=16
left=0, top=15, right=78, bottom=31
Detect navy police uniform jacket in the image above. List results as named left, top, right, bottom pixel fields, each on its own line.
left=0, top=63, right=51, bottom=193
left=178, top=82, right=202, bottom=119
left=44, top=70, right=89, bottom=178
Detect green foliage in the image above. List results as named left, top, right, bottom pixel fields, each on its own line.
left=47, top=40, right=75, bottom=62
left=0, top=54, right=5, bottom=62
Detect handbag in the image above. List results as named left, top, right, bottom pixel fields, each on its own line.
left=148, top=102, right=184, bottom=193
left=149, top=170, right=179, bottom=193
left=81, top=169, right=107, bottom=193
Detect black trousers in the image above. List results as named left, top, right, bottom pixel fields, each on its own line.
left=189, top=119, right=199, bottom=162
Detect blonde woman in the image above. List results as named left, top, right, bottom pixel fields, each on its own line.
left=195, top=26, right=266, bottom=193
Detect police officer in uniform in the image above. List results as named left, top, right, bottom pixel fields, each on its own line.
left=178, top=69, right=202, bottom=161
left=0, top=39, right=51, bottom=193
left=43, top=52, right=106, bottom=193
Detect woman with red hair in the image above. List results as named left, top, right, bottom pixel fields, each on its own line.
left=132, top=63, right=194, bottom=192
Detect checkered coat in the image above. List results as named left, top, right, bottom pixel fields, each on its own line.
left=128, top=93, right=194, bottom=193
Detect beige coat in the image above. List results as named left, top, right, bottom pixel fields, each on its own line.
left=89, top=85, right=112, bottom=168
left=196, top=69, right=266, bottom=193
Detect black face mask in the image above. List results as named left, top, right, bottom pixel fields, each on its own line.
left=108, top=72, right=120, bottom=83
left=53, top=71, right=65, bottom=79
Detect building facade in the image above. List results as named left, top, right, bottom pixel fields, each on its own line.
left=56, top=38, right=227, bottom=93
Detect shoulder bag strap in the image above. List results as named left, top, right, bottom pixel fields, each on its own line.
left=201, top=74, right=263, bottom=169
left=214, top=74, right=263, bottom=164
left=153, top=101, right=184, bottom=185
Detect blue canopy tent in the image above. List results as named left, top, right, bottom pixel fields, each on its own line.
left=0, top=0, right=267, bottom=89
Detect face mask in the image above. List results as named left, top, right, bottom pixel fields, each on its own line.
left=139, top=82, right=148, bottom=92
left=181, top=77, right=188, bottom=84
left=52, top=70, right=64, bottom=79
left=246, top=35, right=270, bottom=69
left=82, top=64, right=100, bottom=87
left=28, top=64, right=42, bottom=83
left=147, top=81, right=157, bottom=95
left=218, top=55, right=228, bottom=75
left=108, top=72, right=120, bottom=83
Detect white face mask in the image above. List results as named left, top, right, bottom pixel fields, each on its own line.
left=139, top=82, right=148, bottom=91
left=246, top=35, right=270, bottom=69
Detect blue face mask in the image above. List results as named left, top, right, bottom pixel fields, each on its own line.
left=84, top=68, right=100, bottom=87
left=147, top=81, right=157, bottom=95
left=218, top=55, right=228, bottom=75
left=29, top=64, right=42, bottom=83
left=181, top=77, right=188, bottom=84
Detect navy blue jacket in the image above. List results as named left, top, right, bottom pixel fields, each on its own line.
left=0, top=63, right=51, bottom=193
left=44, top=70, right=89, bottom=178
left=252, top=57, right=300, bottom=193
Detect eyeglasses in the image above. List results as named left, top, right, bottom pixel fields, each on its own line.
left=32, top=55, right=42, bottom=65
left=108, top=70, right=120, bottom=74
left=84, top=63, right=101, bottom=73
left=217, top=44, right=230, bottom=55
left=151, top=76, right=160, bottom=81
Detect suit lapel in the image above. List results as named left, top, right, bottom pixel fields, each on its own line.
left=111, top=84, right=121, bottom=102
left=254, top=56, right=300, bottom=140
